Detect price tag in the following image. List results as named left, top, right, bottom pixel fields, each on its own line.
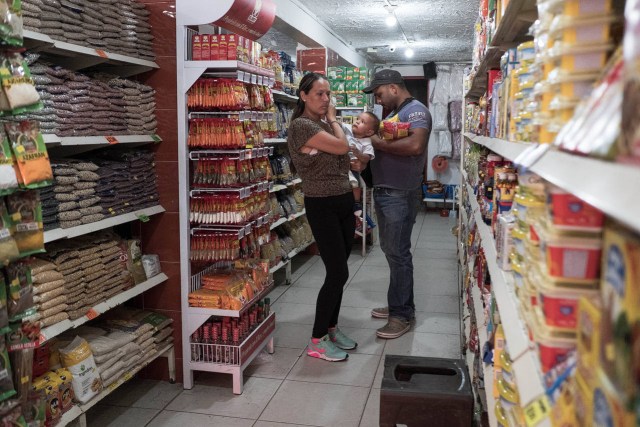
left=95, top=49, right=108, bottom=58
left=151, top=134, right=162, bottom=143
left=86, top=308, right=99, bottom=320
left=123, top=372, right=132, bottom=381
left=137, top=214, right=150, bottom=223
left=106, top=136, right=119, bottom=145
left=108, top=382, right=119, bottom=391
left=524, top=395, right=551, bottom=427
left=38, top=333, right=46, bottom=345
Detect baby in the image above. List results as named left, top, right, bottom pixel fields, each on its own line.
left=301, top=112, right=380, bottom=215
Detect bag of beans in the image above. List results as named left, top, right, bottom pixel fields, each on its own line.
left=4, top=121, right=53, bottom=189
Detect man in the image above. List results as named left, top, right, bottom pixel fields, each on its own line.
left=362, top=69, right=432, bottom=339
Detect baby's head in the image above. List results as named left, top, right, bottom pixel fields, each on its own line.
left=351, top=112, right=380, bottom=139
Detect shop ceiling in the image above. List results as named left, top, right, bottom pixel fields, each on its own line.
left=259, top=0, right=479, bottom=65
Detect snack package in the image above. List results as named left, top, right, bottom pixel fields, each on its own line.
left=5, top=262, right=34, bottom=320
left=141, top=254, right=160, bottom=279
left=24, top=389, right=46, bottom=427
left=0, top=399, right=26, bottom=426
left=6, top=191, right=44, bottom=257
left=381, top=121, right=411, bottom=140
left=8, top=348, right=33, bottom=404
left=0, top=336, right=16, bottom=402
left=0, top=136, right=18, bottom=195
left=54, top=369, right=74, bottom=413
left=0, top=201, right=19, bottom=265
left=0, top=1, right=22, bottom=46
left=119, top=240, right=146, bottom=284
left=59, top=337, right=102, bottom=404
left=4, top=121, right=53, bottom=188
left=0, top=52, right=41, bottom=115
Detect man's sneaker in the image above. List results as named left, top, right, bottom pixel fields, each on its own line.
left=376, top=317, right=411, bottom=339
left=328, top=327, right=357, bottom=350
left=307, top=335, right=349, bottom=361
left=371, top=306, right=389, bottom=319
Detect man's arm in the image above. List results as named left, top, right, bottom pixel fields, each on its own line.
left=371, top=127, right=429, bottom=156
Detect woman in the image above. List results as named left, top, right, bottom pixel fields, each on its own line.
left=287, top=72, right=357, bottom=362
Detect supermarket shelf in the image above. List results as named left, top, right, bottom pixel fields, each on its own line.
left=272, top=90, right=298, bottom=102
left=24, top=30, right=159, bottom=77
left=490, top=0, right=537, bottom=48
left=465, top=47, right=504, bottom=100
left=184, top=60, right=275, bottom=78
left=269, top=239, right=315, bottom=274
left=39, top=273, right=169, bottom=344
left=467, top=134, right=640, bottom=233
left=58, top=343, right=174, bottom=427
left=336, top=106, right=365, bottom=110
left=269, top=178, right=302, bottom=193
left=45, top=205, right=165, bottom=243
left=466, top=184, right=547, bottom=407
left=270, top=209, right=306, bottom=230
left=484, top=364, right=497, bottom=427
left=45, top=134, right=161, bottom=147
left=187, top=280, right=275, bottom=318
left=264, top=138, right=286, bottom=144
left=471, top=284, right=488, bottom=348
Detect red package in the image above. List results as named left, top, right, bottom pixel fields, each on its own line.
left=192, top=34, right=202, bottom=60
left=210, top=35, right=219, bottom=60
left=381, top=121, right=411, bottom=140
left=201, top=34, right=211, bottom=61
left=219, top=34, right=228, bottom=61
left=228, top=34, right=238, bottom=60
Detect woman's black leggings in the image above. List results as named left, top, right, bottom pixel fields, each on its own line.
left=304, top=192, right=356, bottom=338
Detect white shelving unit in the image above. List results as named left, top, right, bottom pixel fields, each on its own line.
left=58, top=343, right=175, bottom=427
left=39, top=273, right=169, bottom=344
left=269, top=177, right=302, bottom=193
left=44, top=205, right=165, bottom=243
left=272, top=90, right=298, bottom=102
left=269, top=239, right=315, bottom=276
left=270, top=209, right=306, bottom=230
left=264, top=138, right=287, bottom=144
left=23, top=30, right=159, bottom=77
left=466, top=134, right=640, bottom=232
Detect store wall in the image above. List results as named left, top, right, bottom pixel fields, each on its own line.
left=134, top=0, right=184, bottom=383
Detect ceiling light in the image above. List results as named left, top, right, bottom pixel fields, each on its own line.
left=385, top=14, right=397, bottom=26
left=405, top=47, right=414, bottom=58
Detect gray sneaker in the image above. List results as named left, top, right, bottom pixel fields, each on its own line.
left=376, top=317, right=411, bottom=339
left=371, top=306, right=389, bottom=318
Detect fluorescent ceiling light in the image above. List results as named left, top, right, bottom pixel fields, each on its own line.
left=385, top=14, right=397, bottom=26
left=405, top=47, right=414, bottom=58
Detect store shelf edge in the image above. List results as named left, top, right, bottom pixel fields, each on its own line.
left=44, top=205, right=165, bottom=243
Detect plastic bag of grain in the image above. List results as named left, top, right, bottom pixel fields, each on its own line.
left=59, top=336, right=102, bottom=403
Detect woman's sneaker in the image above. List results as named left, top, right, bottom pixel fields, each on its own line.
left=328, top=327, right=357, bottom=350
left=307, top=335, right=349, bottom=361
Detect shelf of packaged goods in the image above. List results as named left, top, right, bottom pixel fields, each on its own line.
left=23, top=30, right=159, bottom=77
left=471, top=283, right=488, bottom=349
left=58, top=343, right=175, bottom=427
left=185, top=60, right=275, bottom=78
left=490, top=0, right=537, bottom=48
left=465, top=47, right=504, bottom=100
left=44, top=134, right=162, bottom=147
left=44, top=205, right=165, bottom=244
left=186, top=311, right=275, bottom=394
left=264, top=138, right=287, bottom=144
left=269, top=239, right=315, bottom=275
left=467, top=133, right=640, bottom=234
left=272, top=90, right=298, bottom=102
left=336, top=106, right=365, bottom=110
left=187, top=280, right=275, bottom=318
left=270, top=209, right=306, bottom=230
left=466, top=183, right=550, bottom=410
left=39, top=273, right=169, bottom=344
left=483, top=364, right=498, bottom=427
left=269, top=177, right=302, bottom=194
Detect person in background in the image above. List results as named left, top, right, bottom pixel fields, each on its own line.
left=362, top=69, right=432, bottom=339
left=287, top=72, right=358, bottom=362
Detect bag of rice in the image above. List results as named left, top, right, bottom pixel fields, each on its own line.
left=59, top=337, right=102, bottom=403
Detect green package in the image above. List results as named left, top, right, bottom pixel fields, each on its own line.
left=4, top=121, right=54, bottom=190
left=0, top=1, right=23, bottom=47
left=334, top=94, right=346, bottom=107
left=0, top=137, right=18, bottom=197
left=0, top=52, right=42, bottom=116
left=6, top=191, right=45, bottom=257
left=5, top=262, right=34, bottom=322
left=328, top=66, right=345, bottom=80
left=0, top=201, right=19, bottom=266
left=359, top=69, right=368, bottom=80
left=0, top=336, right=16, bottom=402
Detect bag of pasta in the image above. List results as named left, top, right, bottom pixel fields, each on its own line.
left=0, top=200, right=19, bottom=265
left=6, top=190, right=44, bottom=257
left=5, top=262, right=34, bottom=321
left=4, top=121, right=53, bottom=188
left=0, top=51, right=41, bottom=114
left=0, top=1, right=22, bottom=46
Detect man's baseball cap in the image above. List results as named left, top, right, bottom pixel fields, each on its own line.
left=362, top=69, right=404, bottom=93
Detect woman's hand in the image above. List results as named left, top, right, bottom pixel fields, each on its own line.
left=350, top=157, right=364, bottom=172
left=326, top=103, right=337, bottom=122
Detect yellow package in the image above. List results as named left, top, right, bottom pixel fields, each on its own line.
left=54, top=368, right=74, bottom=413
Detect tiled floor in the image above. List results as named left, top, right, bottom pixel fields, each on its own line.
left=87, top=211, right=461, bottom=427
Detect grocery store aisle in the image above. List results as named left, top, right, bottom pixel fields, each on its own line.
left=86, top=211, right=461, bottom=427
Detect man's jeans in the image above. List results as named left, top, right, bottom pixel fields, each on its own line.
left=373, top=186, right=422, bottom=321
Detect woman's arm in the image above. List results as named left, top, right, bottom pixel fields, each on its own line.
left=302, top=104, right=349, bottom=155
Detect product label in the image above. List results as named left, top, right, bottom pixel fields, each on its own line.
left=137, top=214, right=150, bottom=223
left=524, top=395, right=551, bottom=426
left=86, top=309, right=98, bottom=320
left=106, top=136, right=119, bottom=145
left=95, top=49, right=108, bottom=59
